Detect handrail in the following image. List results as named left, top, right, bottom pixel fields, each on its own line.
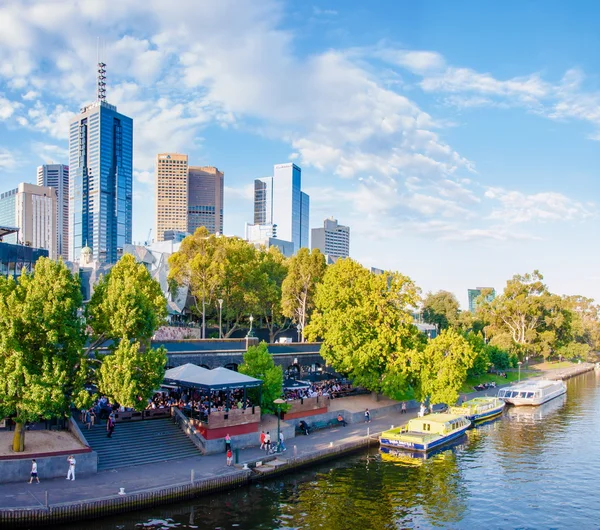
left=171, top=406, right=206, bottom=454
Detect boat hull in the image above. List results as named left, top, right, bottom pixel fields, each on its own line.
left=379, top=424, right=470, bottom=453
left=502, top=386, right=566, bottom=406
left=467, top=404, right=505, bottom=422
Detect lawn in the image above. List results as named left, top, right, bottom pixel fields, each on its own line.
left=461, top=370, right=536, bottom=393
left=529, top=361, right=574, bottom=371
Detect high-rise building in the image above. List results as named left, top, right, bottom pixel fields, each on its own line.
left=311, top=217, right=350, bottom=260
left=246, top=163, right=309, bottom=253
left=188, top=166, right=224, bottom=235
left=68, top=62, right=133, bottom=263
left=155, top=154, right=224, bottom=242
left=0, top=183, right=57, bottom=259
left=156, top=153, right=189, bottom=242
left=37, top=164, right=69, bottom=260
left=468, top=287, right=496, bottom=313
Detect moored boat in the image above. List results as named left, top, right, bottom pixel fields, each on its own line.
left=449, top=397, right=505, bottom=423
left=497, top=379, right=566, bottom=406
left=379, top=413, right=471, bottom=453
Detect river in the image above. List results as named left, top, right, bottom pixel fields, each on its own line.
left=59, top=371, right=600, bottom=529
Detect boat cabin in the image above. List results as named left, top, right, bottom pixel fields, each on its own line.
left=405, top=414, right=469, bottom=435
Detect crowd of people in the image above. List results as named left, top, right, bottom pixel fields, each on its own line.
left=283, top=379, right=355, bottom=401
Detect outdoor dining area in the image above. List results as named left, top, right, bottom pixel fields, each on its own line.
left=162, top=363, right=263, bottom=440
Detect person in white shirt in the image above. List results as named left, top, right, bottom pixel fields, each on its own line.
left=29, top=459, right=39, bottom=484
left=66, top=455, right=76, bottom=481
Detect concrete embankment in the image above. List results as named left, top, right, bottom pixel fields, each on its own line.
left=544, top=362, right=595, bottom=381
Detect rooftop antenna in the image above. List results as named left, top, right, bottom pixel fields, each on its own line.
left=96, top=37, right=106, bottom=101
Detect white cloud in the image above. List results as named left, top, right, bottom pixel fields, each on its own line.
left=0, top=96, right=22, bottom=120
left=0, top=149, right=17, bottom=170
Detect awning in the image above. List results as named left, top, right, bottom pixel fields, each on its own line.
left=163, top=363, right=262, bottom=391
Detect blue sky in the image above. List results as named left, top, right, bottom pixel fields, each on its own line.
left=0, top=0, right=598, bottom=307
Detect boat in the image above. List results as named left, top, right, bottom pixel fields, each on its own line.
left=449, top=397, right=505, bottom=423
left=497, top=379, right=566, bottom=406
left=506, top=393, right=566, bottom=422
left=379, top=413, right=471, bottom=453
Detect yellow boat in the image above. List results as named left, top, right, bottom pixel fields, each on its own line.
left=379, top=413, right=470, bottom=453
left=449, top=397, right=505, bottom=423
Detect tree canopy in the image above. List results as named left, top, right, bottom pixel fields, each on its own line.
left=0, top=258, right=88, bottom=451
left=422, top=290, right=460, bottom=331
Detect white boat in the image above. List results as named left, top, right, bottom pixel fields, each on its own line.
left=497, top=379, right=566, bottom=406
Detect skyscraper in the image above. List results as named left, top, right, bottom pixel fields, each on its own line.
left=68, top=62, right=133, bottom=263
left=188, top=166, right=224, bottom=235
left=468, top=287, right=496, bottom=313
left=155, top=154, right=224, bottom=242
left=311, top=217, right=350, bottom=260
left=0, top=183, right=57, bottom=259
left=156, top=153, right=189, bottom=242
left=37, top=164, right=69, bottom=260
left=246, top=163, right=310, bottom=253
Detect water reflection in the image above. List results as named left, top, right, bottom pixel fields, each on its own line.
left=57, top=372, right=600, bottom=529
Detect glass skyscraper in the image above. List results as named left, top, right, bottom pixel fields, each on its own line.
left=247, top=163, right=309, bottom=253
left=68, top=99, right=133, bottom=263
left=37, top=164, right=69, bottom=260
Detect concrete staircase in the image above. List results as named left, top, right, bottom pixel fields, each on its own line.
left=82, top=418, right=201, bottom=471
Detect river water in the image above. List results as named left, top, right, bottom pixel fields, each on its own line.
left=60, top=371, right=600, bottom=529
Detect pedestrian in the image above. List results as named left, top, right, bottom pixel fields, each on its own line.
left=106, top=417, right=115, bottom=438
left=226, top=449, right=233, bottom=466
left=28, top=459, right=39, bottom=484
left=264, top=431, right=271, bottom=453
left=279, top=431, right=286, bottom=452
left=89, top=407, right=96, bottom=427
left=365, top=408, right=371, bottom=423
left=84, top=408, right=92, bottom=430
left=259, top=430, right=265, bottom=450
left=225, top=433, right=231, bottom=452
left=337, top=414, right=347, bottom=427
left=66, top=455, right=76, bottom=481
left=401, top=402, right=407, bottom=414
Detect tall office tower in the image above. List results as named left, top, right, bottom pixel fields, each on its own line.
left=188, top=166, right=224, bottom=235
left=247, top=163, right=310, bottom=253
left=68, top=61, right=133, bottom=263
left=468, top=287, right=496, bottom=313
left=311, top=217, right=350, bottom=260
left=37, top=164, right=69, bottom=260
left=0, top=183, right=57, bottom=259
left=156, top=153, right=189, bottom=242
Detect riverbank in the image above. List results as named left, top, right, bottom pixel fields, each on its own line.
left=0, top=362, right=593, bottom=528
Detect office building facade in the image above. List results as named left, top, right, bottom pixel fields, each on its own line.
left=247, top=163, right=309, bottom=253
left=188, top=166, right=224, bottom=235
left=37, top=164, right=69, bottom=260
left=0, top=183, right=57, bottom=259
left=311, top=217, right=350, bottom=259
left=68, top=94, right=133, bottom=263
left=0, top=226, right=49, bottom=278
left=155, top=154, right=224, bottom=242
left=468, top=287, right=496, bottom=313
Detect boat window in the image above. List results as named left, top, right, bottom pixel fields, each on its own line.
left=526, top=392, right=534, bottom=398
left=519, top=392, right=527, bottom=398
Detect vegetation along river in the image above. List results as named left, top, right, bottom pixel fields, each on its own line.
left=60, top=371, right=600, bottom=529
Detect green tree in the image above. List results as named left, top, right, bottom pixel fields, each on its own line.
left=238, top=341, right=284, bottom=414
left=422, top=290, right=460, bottom=331
left=414, top=328, right=477, bottom=406
left=0, top=258, right=88, bottom=451
left=168, top=227, right=223, bottom=338
left=281, top=248, right=326, bottom=342
left=465, top=333, right=490, bottom=377
left=306, top=259, right=424, bottom=397
left=86, top=254, right=168, bottom=408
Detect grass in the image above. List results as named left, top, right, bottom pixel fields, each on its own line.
left=461, top=370, right=536, bottom=393
left=529, top=360, right=574, bottom=371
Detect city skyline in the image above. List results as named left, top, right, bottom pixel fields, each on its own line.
left=0, top=1, right=599, bottom=307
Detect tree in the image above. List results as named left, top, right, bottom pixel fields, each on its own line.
left=422, top=290, right=460, bottom=331
left=281, top=248, right=326, bottom=342
left=255, top=246, right=291, bottom=342
left=465, top=333, right=490, bottom=377
left=238, top=341, right=284, bottom=414
left=413, top=328, right=477, bottom=406
left=305, top=259, right=424, bottom=397
left=168, top=227, right=223, bottom=338
left=0, top=258, right=88, bottom=451
left=86, top=254, right=168, bottom=408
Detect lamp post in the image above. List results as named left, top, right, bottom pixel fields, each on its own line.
left=273, top=398, right=286, bottom=453
left=218, top=299, right=223, bottom=339
left=248, top=315, right=254, bottom=337
left=518, top=361, right=523, bottom=382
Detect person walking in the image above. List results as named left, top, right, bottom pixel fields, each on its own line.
left=28, top=459, right=39, bottom=484
left=401, top=401, right=407, bottom=414
left=365, top=408, right=371, bottom=423
left=106, top=416, right=115, bottom=438
left=225, top=433, right=231, bottom=452
left=226, top=449, right=233, bottom=466
left=66, top=455, right=76, bottom=481
left=264, top=431, right=271, bottom=454
left=279, top=431, right=286, bottom=452
left=259, top=430, right=266, bottom=450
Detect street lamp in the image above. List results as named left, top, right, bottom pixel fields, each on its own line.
left=518, top=361, right=523, bottom=382
left=247, top=315, right=254, bottom=337
left=218, top=299, right=223, bottom=339
left=273, top=398, right=286, bottom=453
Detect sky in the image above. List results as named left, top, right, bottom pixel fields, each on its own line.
left=0, top=0, right=598, bottom=308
